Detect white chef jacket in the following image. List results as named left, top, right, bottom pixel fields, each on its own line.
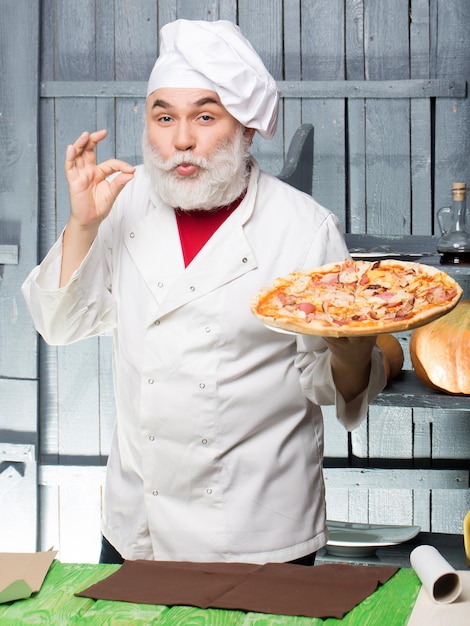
left=22, top=159, right=386, bottom=563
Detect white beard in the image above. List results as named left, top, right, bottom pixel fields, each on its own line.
left=142, top=126, right=252, bottom=210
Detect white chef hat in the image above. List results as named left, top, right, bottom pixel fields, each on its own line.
left=146, top=19, right=279, bottom=139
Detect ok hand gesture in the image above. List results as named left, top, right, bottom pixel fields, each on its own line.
left=64, top=129, right=136, bottom=228
left=60, top=129, right=136, bottom=286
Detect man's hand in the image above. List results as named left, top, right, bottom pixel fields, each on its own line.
left=323, top=335, right=378, bottom=403
left=65, top=129, right=136, bottom=228
left=60, top=129, right=136, bottom=287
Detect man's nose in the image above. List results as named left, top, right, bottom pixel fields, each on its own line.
left=174, top=121, right=195, bottom=151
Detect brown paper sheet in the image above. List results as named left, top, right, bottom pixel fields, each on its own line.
left=0, top=551, right=57, bottom=604
left=76, top=560, right=398, bottom=619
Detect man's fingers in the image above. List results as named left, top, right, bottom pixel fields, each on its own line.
left=89, top=128, right=108, bottom=142
left=65, top=128, right=132, bottom=179
left=97, top=159, right=136, bottom=177
left=108, top=171, right=135, bottom=197
left=66, top=130, right=108, bottom=161
left=65, top=143, right=76, bottom=165
left=76, top=129, right=107, bottom=150
left=75, top=130, right=91, bottom=150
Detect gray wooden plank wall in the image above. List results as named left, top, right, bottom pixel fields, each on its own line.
left=0, top=0, right=40, bottom=551
left=0, top=0, right=468, bottom=562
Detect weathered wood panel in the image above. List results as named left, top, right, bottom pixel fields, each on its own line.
left=0, top=380, right=38, bottom=551
left=53, top=0, right=103, bottom=463
left=364, top=0, right=411, bottom=234
left=282, top=0, right=302, bottom=158
left=2, top=0, right=467, bottom=559
left=325, top=468, right=469, bottom=532
left=410, top=0, right=433, bottom=235
left=39, top=465, right=106, bottom=562
left=434, top=0, right=470, bottom=214
left=41, top=79, right=465, bottom=100
left=0, top=0, right=40, bottom=551
left=346, top=0, right=367, bottom=233
left=432, top=489, right=470, bottom=533
left=0, top=0, right=39, bottom=380
left=241, top=0, right=285, bottom=175
left=301, top=0, right=347, bottom=226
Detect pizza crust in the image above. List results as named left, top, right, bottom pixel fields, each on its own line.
left=251, top=259, right=463, bottom=337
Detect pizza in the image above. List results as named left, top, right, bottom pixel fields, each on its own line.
left=251, top=258, right=463, bottom=337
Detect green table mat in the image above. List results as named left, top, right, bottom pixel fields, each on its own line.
left=0, top=561, right=421, bottom=625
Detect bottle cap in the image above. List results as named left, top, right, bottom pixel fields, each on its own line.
left=452, top=182, right=466, bottom=201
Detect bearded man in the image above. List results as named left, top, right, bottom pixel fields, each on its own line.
left=23, top=19, right=386, bottom=565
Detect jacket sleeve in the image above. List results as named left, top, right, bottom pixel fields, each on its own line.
left=295, top=342, right=387, bottom=431
left=21, top=228, right=116, bottom=346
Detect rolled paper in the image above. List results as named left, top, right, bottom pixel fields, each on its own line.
left=410, top=545, right=462, bottom=604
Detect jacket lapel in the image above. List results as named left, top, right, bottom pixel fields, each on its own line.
left=157, top=217, right=257, bottom=318
left=124, top=202, right=184, bottom=307
left=124, top=185, right=258, bottom=326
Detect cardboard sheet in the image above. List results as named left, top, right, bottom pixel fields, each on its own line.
left=407, top=570, right=470, bottom=626
left=76, top=559, right=398, bottom=619
left=0, top=551, right=57, bottom=604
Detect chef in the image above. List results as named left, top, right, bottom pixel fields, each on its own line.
left=22, top=19, right=386, bottom=565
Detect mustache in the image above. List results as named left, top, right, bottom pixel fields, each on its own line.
left=152, top=149, right=210, bottom=172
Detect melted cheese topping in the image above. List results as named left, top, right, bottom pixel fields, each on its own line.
left=255, top=259, right=460, bottom=330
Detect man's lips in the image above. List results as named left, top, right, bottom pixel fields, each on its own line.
left=175, top=163, right=197, bottom=176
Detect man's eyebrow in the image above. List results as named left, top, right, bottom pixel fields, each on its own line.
left=151, top=99, right=171, bottom=110
left=193, top=96, right=222, bottom=107
left=151, top=96, right=222, bottom=110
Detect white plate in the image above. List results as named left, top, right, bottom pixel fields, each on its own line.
left=263, top=324, right=297, bottom=335
left=325, top=520, right=421, bottom=557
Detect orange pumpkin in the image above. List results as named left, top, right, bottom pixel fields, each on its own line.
left=410, top=300, right=470, bottom=394
left=376, top=333, right=404, bottom=379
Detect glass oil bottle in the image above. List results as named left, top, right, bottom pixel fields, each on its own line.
left=437, top=182, right=470, bottom=264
